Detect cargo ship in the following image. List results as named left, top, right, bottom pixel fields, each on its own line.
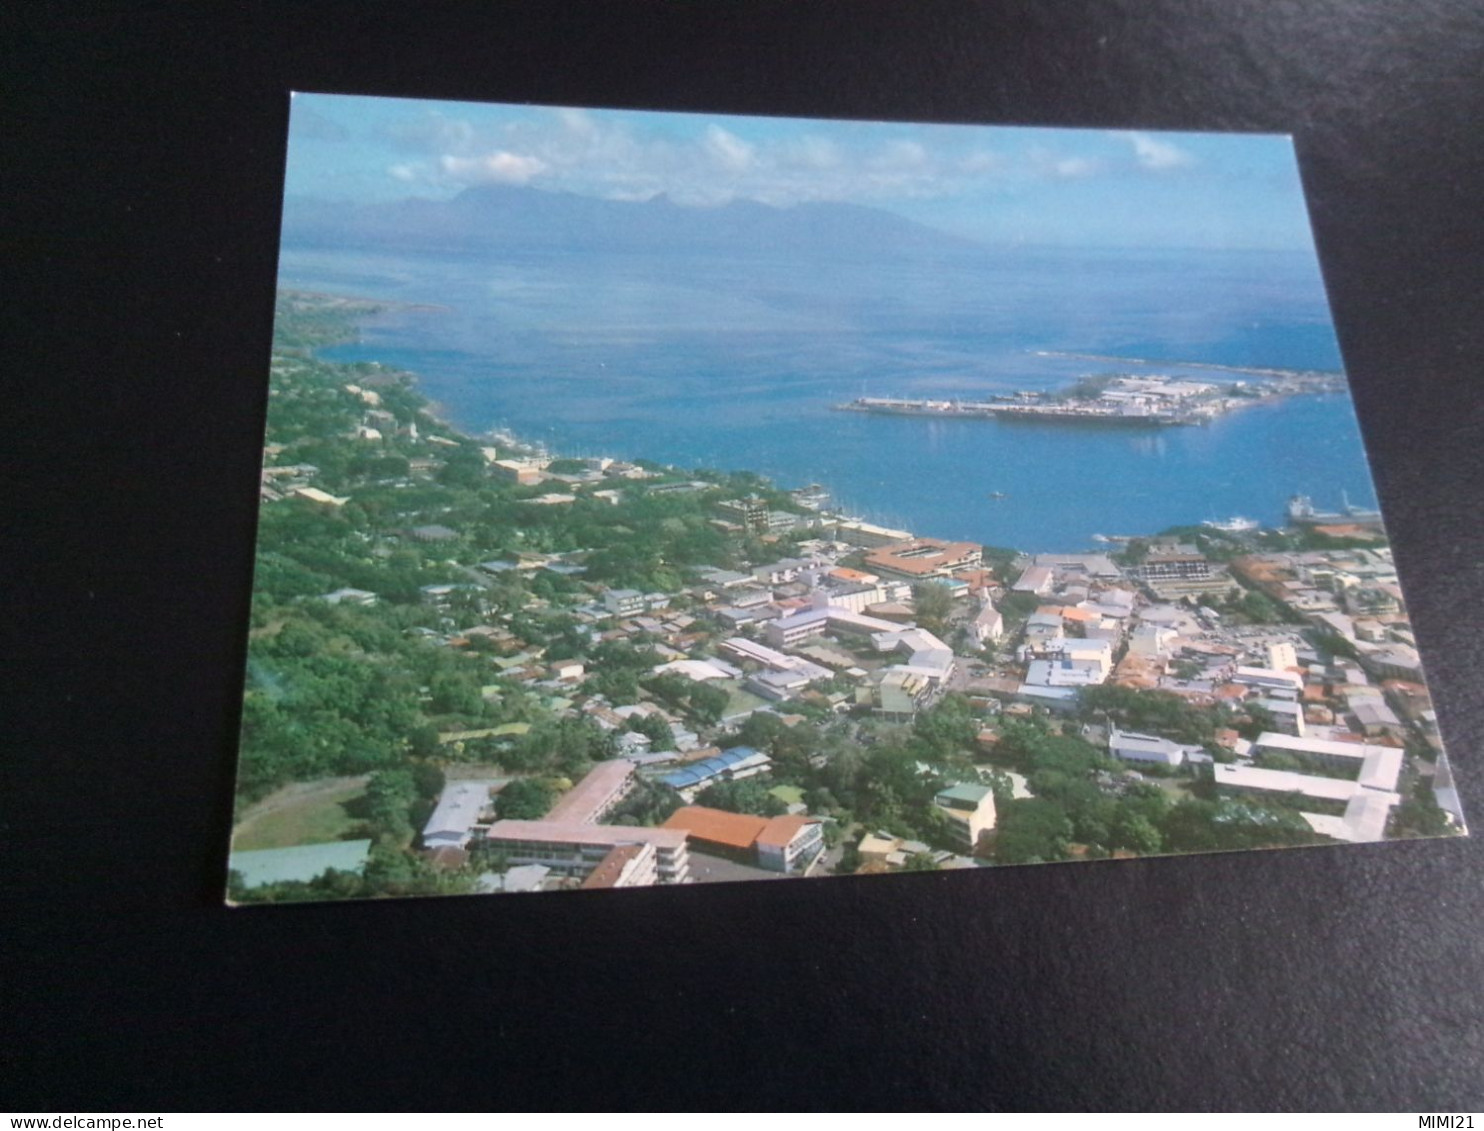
left=1286, top=493, right=1384, bottom=527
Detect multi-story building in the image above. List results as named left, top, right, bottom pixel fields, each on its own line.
left=874, top=668, right=938, bottom=721
left=579, top=843, right=660, bottom=890
left=1249, top=733, right=1402, bottom=791
left=1211, top=764, right=1399, bottom=843
left=1133, top=545, right=1212, bottom=582
left=932, top=784, right=997, bottom=851
left=833, top=519, right=914, bottom=548
left=864, top=538, right=983, bottom=581
left=663, top=807, right=825, bottom=874
left=603, top=588, right=647, bottom=617
left=485, top=821, right=690, bottom=884
left=491, top=458, right=546, bottom=485
left=483, top=760, right=691, bottom=886
left=764, top=609, right=830, bottom=648
left=715, top=495, right=771, bottom=533
left=545, top=759, right=639, bottom=824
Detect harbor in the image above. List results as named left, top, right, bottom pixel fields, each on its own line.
left=828, top=371, right=1315, bottom=428
left=834, top=395, right=1191, bottom=426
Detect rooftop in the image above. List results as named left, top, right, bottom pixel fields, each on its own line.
left=546, top=759, right=636, bottom=824
left=663, top=806, right=771, bottom=850
left=936, top=783, right=994, bottom=806
left=486, top=820, right=688, bottom=850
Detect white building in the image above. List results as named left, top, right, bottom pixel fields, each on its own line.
left=603, top=588, right=646, bottom=616
left=1025, top=658, right=1107, bottom=688
left=1250, top=732, right=1403, bottom=792
left=421, top=781, right=493, bottom=851
left=1212, top=764, right=1401, bottom=839
left=933, top=783, right=997, bottom=851
left=970, top=601, right=1004, bottom=647
left=1254, top=697, right=1306, bottom=737
left=1266, top=641, right=1299, bottom=672
left=1129, top=623, right=1178, bottom=658
left=1108, top=727, right=1202, bottom=768
left=1232, top=665, right=1305, bottom=697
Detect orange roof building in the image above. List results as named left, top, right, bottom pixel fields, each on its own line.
left=663, top=806, right=825, bottom=875
left=863, top=538, right=983, bottom=580
left=663, top=806, right=769, bottom=852
left=579, top=843, right=656, bottom=890
left=1060, top=606, right=1101, bottom=624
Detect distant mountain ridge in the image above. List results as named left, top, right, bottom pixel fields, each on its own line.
left=280, top=183, right=983, bottom=258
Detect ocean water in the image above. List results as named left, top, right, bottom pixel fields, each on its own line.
left=281, top=243, right=1378, bottom=551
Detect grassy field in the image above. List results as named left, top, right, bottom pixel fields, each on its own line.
left=232, top=776, right=370, bottom=851
left=1151, top=777, right=1197, bottom=803
left=720, top=680, right=771, bottom=719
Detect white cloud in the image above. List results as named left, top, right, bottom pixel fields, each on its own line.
left=703, top=125, right=754, bottom=173
left=440, top=151, right=548, bottom=185
left=555, top=107, right=598, bottom=138
left=783, top=135, right=844, bottom=171
left=1028, top=148, right=1104, bottom=180
left=871, top=139, right=930, bottom=171
left=1117, top=131, right=1194, bottom=170
left=1054, top=157, right=1100, bottom=178
left=377, top=105, right=1068, bottom=209
left=384, top=112, right=478, bottom=155
left=958, top=151, right=1003, bottom=174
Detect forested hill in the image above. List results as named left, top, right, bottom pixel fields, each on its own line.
left=280, top=183, right=984, bottom=259
left=235, top=291, right=816, bottom=897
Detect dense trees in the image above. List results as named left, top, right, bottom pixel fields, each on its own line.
left=995, top=591, right=1043, bottom=621
left=913, top=581, right=954, bottom=632
left=993, top=799, right=1074, bottom=864
left=1158, top=797, right=1324, bottom=853
left=986, top=717, right=1180, bottom=862
left=1220, top=586, right=1292, bottom=626
left=500, top=717, right=616, bottom=779
left=694, top=778, right=788, bottom=817
left=495, top=778, right=557, bottom=820
left=1078, top=685, right=1219, bottom=746
left=604, top=781, right=683, bottom=828
left=627, top=713, right=675, bottom=751
left=644, top=672, right=729, bottom=727
left=238, top=292, right=1441, bottom=900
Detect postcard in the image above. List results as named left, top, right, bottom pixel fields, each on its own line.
left=227, top=92, right=1465, bottom=903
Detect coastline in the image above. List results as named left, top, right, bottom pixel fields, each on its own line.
left=293, top=286, right=1377, bottom=554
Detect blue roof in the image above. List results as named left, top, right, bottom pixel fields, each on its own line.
left=660, top=747, right=765, bottom=789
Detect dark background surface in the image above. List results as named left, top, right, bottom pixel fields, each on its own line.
left=6, top=0, right=1484, bottom=1111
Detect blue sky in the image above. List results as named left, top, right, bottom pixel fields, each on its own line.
left=285, top=92, right=1320, bottom=251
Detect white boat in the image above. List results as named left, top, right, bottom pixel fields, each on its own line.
left=1202, top=515, right=1259, bottom=533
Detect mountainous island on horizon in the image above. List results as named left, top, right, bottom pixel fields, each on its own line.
left=280, top=182, right=987, bottom=258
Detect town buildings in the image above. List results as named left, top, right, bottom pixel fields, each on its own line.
left=485, top=760, right=693, bottom=887
left=243, top=330, right=1453, bottom=903
left=662, top=807, right=825, bottom=874
left=932, top=783, right=997, bottom=851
